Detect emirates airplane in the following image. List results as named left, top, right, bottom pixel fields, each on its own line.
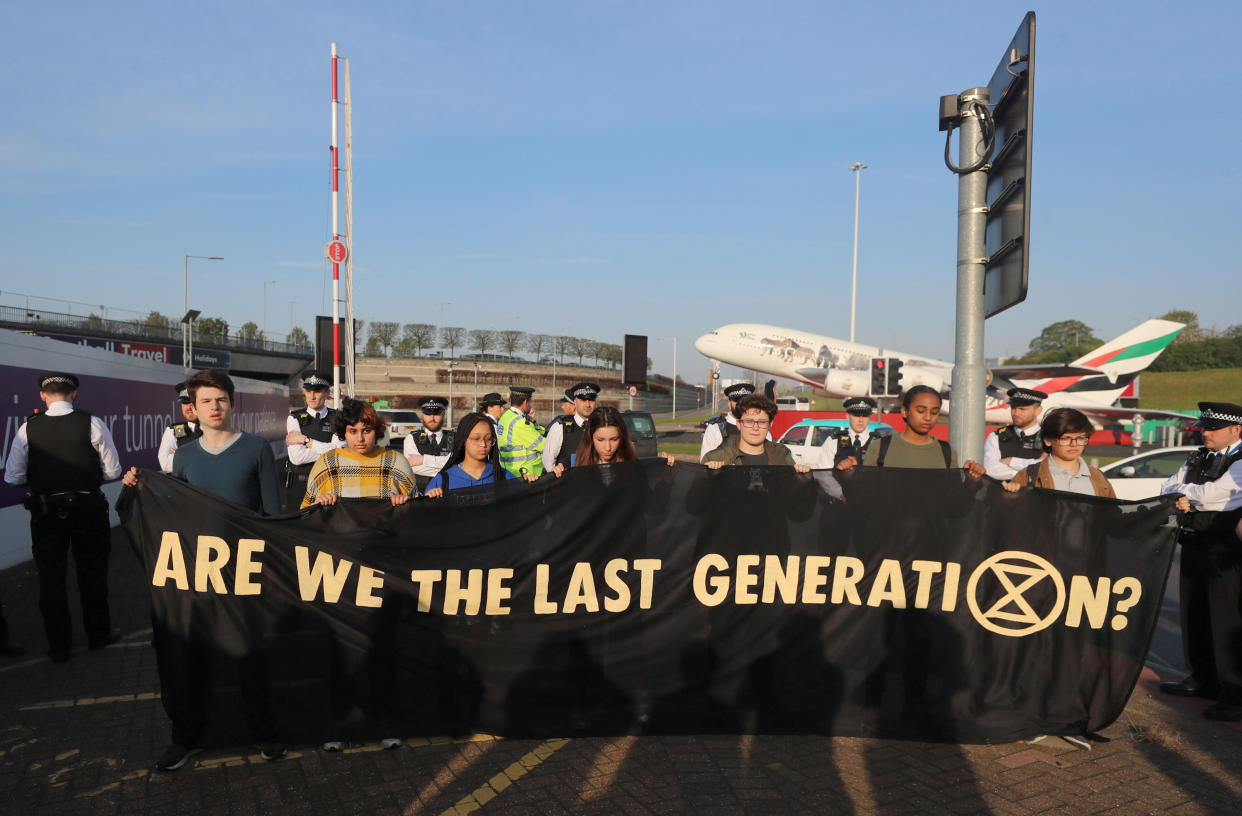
left=694, top=319, right=1188, bottom=425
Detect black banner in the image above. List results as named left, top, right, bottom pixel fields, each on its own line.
left=120, top=462, right=1178, bottom=746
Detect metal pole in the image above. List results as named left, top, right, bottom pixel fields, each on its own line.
left=849, top=162, right=866, bottom=343
left=448, top=363, right=456, bottom=427
left=183, top=255, right=189, bottom=371
left=474, top=363, right=479, bottom=407
left=948, top=87, right=990, bottom=465
left=658, top=336, right=677, bottom=418
left=331, top=42, right=341, bottom=407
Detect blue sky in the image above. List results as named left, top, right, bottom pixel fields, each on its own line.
left=2, top=1, right=1238, bottom=383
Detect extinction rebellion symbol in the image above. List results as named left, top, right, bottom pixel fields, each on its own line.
left=966, top=551, right=1066, bottom=637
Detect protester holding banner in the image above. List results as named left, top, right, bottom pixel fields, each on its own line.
left=1002, top=409, right=1115, bottom=497
left=574, top=406, right=675, bottom=470
left=843, top=386, right=984, bottom=476
left=156, top=381, right=201, bottom=472
left=1158, top=401, right=1242, bottom=721
left=700, top=382, right=761, bottom=461
left=702, top=394, right=810, bottom=471
left=425, top=412, right=516, bottom=496
left=302, top=398, right=415, bottom=507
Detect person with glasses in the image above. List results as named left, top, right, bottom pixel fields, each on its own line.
left=983, top=388, right=1048, bottom=480
left=700, top=382, right=768, bottom=461
left=1001, top=408, right=1116, bottom=497
left=702, top=394, right=810, bottom=471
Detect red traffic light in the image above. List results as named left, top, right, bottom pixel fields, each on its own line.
left=875, top=359, right=885, bottom=369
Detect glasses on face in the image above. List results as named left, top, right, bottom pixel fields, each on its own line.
left=739, top=418, right=770, bottom=429
left=1052, top=435, right=1089, bottom=446
left=467, top=436, right=493, bottom=445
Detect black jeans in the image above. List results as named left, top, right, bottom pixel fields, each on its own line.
left=29, top=501, right=112, bottom=653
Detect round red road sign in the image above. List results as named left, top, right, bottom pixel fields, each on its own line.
left=628, top=385, right=638, bottom=397
left=324, top=240, right=348, bottom=264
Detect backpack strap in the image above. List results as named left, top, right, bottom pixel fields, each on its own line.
left=876, top=435, right=892, bottom=468
left=939, top=439, right=952, bottom=468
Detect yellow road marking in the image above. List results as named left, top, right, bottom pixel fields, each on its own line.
left=404, top=739, right=500, bottom=815
left=580, top=735, right=637, bottom=801
left=438, top=738, right=570, bottom=816
left=20, top=691, right=161, bottom=711
left=76, top=769, right=149, bottom=799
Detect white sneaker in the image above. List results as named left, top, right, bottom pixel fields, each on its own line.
left=381, top=737, right=401, bottom=749
left=322, top=740, right=345, bottom=752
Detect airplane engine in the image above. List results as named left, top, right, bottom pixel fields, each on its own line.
left=899, top=365, right=950, bottom=396
left=820, top=368, right=870, bottom=398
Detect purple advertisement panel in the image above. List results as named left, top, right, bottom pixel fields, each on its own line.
left=38, top=333, right=232, bottom=369
left=0, top=363, right=287, bottom=510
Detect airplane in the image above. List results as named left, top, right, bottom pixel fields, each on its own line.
left=694, top=319, right=1190, bottom=426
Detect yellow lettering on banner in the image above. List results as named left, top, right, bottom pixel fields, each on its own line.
left=602, top=559, right=630, bottom=613
left=909, top=560, right=942, bottom=609
left=831, top=556, right=864, bottom=605
left=444, top=569, right=483, bottom=615
left=153, top=532, right=189, bottom=590
left=234, top=539, right=265, bottom=595
left=632, top=559, right=661, bottom=609
left=734, top=555, right=761, bottom=604
left=942, top=562, right=961, bottom=612
left=801, top=556, right=831, bottom=604
left=355, top=567, right=385, bottom=608
left=563, top=562, right=600, bottom=614
left=694, top=554, right=730, bottom=607
left=486, top=569, right=514, bottom=615
left=194, top=536, right=229, bottom=594
left=533, top=564, right=557, bottom=614
left=763, top=555, right=801, bottom=604
left=297, top=547, right=353, bottom=603
left=409, top=570, right=442, bottom=612
left=866, top=559, right=907, bottom=608
left=1065, top=575, right=1110, bottom=628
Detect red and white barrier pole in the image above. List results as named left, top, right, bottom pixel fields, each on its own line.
left=330, top=43, right=341, bottom=405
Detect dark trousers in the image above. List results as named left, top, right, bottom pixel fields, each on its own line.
left=29, top=505, right=112, bottom=653
left=1179, top=541, right=1242, bottom=702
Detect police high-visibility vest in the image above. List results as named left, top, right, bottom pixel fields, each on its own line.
left=497, top=407, right=545, bottom=477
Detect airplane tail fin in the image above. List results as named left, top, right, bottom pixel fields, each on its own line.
left=1033, top=319, right=1185, bottom=404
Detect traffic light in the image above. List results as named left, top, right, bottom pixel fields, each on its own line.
left=887, top=357, right=904, bottom=396
left=870, top=358, right=887, bottom=396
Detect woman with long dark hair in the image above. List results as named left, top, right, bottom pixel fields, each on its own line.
left=574, top=406, right=675, bottom=468
left=425, top=412, right=543, bottom=497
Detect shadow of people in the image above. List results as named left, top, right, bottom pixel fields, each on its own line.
left=645, top=640, right=739, bottom=734
left=503, top=631, right=635, bottom=738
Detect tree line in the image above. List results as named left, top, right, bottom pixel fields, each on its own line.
left=1008, top=311, right=1242, bottom=371
left=360, top=322, right=630, bottom=368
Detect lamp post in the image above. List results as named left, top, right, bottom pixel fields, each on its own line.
left=183, top=254, right=223, bottom=369
left=262, top=280, right=277, bottom=344
left=447, top=361, right=458, bottom=426
left=849, top=162, right=867, bottom=343
left=474, top=362, right=480, bottom=408
left=657, top=336, right=677, bottom=418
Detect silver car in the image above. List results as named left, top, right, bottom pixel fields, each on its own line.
left=1099, top=446, right=1196, bottom=501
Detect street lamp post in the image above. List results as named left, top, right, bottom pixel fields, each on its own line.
left=849, top=162, right=867, bottom=344
left=447, top=361, right=458, bottom=426
left=657, top=336, right=677, bottom=418
left=183, top=254, right=223, bottom=370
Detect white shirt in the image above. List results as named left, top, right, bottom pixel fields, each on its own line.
left=983, top=425, right=1044, bottom=480
left=403, top=432, right=450, bottom=477
left=817, top=429, right=871, bottom=469
left=1161, top=443, right=1242, bottom=512
left=4, top=400, right=123, bottom=486
left=1047, top=459, right=1098, bottom=495
left=157, top=421, right=198, bottom=472
left=543, top=413, right=586, bottom=471
left=286, top=408, right=344, bottom=466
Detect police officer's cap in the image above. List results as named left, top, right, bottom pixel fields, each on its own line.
left=480, top=392, right=506, bottom=407
left=418, top=396, right=448, bottom=415
left=509, top=386, right=536, bottom=399
left=38, top=372, right=79, bottom=391
left=301, top=370, right=331, bottom=391
left=560, top=390, right=574, bottom=405
left=843, top=396, right=877, bottom=416
left=1197, top=402, right=1242, bottom=430
left=723, top=383, right=756, bottom=401
left=174, top=381, right=191, bottom=404
left=1006, top=387, right=1048, bottom=407
left=570, top=382, right=600, bottom=401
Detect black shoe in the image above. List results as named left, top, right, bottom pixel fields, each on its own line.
left=155, top=743, right=199, bottom=771
left=259, top=742, right=287, bottom=761
left=1203, top=703, right=1242, bottom=722
left=88, top=628, right=122, bottom=650
left=48, top=649, right=70, bottom=663
left=0, top=640, right=24, bottom=657
left=1159, top=676, right=1218, bottom=698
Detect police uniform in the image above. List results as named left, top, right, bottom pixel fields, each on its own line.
left=817, top=397, right=886, bottom=468
left=1159, top=402, right=1242, bottom=718
left=403, top=396, right=455, bottom=491
left=2, top=373, right=122, bottom=661
left=497, top=386, right=546, bottom=477
left=983, top=388, right=1048, bottom=480
left=699, top=383, right=759, bottom=461
left=543, top=382, right=599, bottom=470
left=284, top=371, right=343, bottom=512
left=479, top=392, right=507, bottom=436
left=156, top=382, right=202, bottom=472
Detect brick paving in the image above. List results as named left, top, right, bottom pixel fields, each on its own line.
left=3, top=531, right=1242, bottom=815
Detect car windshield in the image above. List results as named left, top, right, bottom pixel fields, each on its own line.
left=626, top=416, right=654, bottom=434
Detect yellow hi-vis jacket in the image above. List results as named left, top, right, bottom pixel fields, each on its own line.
left=497, top=407, right=545, bottom=477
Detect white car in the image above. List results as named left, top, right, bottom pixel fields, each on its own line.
left=1098, top=446, right=1196, bottom=501
left=776, top=419, right=895, bottom=467
left=376, top=409, right=423, bottom=449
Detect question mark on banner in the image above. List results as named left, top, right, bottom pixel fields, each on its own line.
left=1111, top=578, right=1142, bottom=630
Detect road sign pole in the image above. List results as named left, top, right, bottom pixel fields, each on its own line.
left=949, top=87, right=990, bottom=466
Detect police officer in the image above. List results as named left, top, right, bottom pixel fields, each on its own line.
left=700, top=382, right=758, bottom=461
left=284, top=370, right=343, bottom=512
left=1159, top=402, right=1242, bottom=720
left=156, top=381, right=202, bottom=472
left=480, top=392, right=507, bottom=435
left=982, top=388, right=1048, bottom=480
left=543, top=382, right=599, bottom=470
left=403, top=396, right=455, bottom=492
left=817, top=397, right=887, bottom=469
left=3, top=372, right=122, bottom=662
left=558, top=391, right=576, bottom=417
left=497, top=386, right=545, bottom=477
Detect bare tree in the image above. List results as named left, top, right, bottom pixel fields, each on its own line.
left=601, top=343, right=622, bottom=369
left=368, top=321, right=401, bottom=356
left=553, top=334, right=572, bottom=364
left=526, top=332, right=549, bottom=360
left=498, top=329, right=525, bottom=357
left=569, top=336, right=591, bottom=365
left=402, top=323, right=437, bottom=356
left=469, top=329, right=496, bottom=356
left=440, top=326, right=466, bottom=358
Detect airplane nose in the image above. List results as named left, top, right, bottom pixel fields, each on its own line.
left=694, top=333, right=715, bottom=357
